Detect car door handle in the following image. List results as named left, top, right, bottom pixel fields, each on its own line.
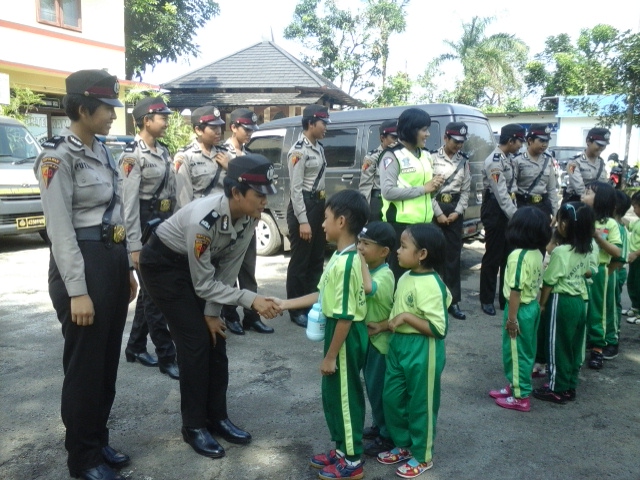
left=341, top=174, right=354, bottom=182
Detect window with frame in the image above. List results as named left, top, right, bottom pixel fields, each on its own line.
left=323, top=128, right=358, bottom=168
left=37, top=0, right=82, bottom=31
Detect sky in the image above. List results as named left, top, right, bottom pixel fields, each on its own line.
left=140, top=0, right=640, bottom=99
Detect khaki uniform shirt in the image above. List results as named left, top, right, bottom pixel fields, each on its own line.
left=288, top=135, right=326, bottom=224
left=482, top=146, right=517, bottom=219
left=174, top=140, right=229, bottom=208
left=513, top=151, right=559, bottom=215
left=34, top=129, right=124, bottom=297
left=223, top=138, right=246, bottom=160
left=431, top=147, right=471, bottom=217
left=119, top=135, right=175, bottom=252
left=358, top=145, right=383, bottom=202
left=155, top=193, right=258, bottom=317
left=566, top=152, right=607, bottom=196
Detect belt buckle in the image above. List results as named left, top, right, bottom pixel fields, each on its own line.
left=318, top=190, right=326, bottom=200
left=510, top=192, right=516, bottom=200
left=441, top=193, right=452, bottom=203
left=531, top=194, right=543, bottom=204
left=112, top=225, right=126, bottom=243
left=159, top=199, right=172, bottom=212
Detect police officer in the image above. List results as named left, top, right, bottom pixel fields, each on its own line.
left=138, top=155, right=281, bottom=459
left=359, top=119, right=398, bottom=222
left=563, top=127, right=610, bottom=202
left=432, top=122, right=472, bottom=320
left=513, top=124, right=559, bottom=219
left=174, top=105, right=228, bottom=209
left=219, top=108, right=274, bottom=334
left=34, top=70, right=137, bottom=480
left=479, top=124, right=526, bottom=316
left=120, top=97, right=179, bottom=380
left=286, top=104, right=331, bottom=327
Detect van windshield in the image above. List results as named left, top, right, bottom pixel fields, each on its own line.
left=0, top=123, right=42, bottom=164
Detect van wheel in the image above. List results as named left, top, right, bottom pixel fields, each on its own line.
left=256, top=213, right=282, bottom=256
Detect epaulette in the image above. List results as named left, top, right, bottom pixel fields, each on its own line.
left=367, top=148, right=379, bottom=156
left=199, top=210, right=220, bottom=231
left=492, top=152, right=502, bottom=161
left=217, top=144, right=229, bottom=152
left=570, top=153, right=581, bottom=160
left=124, top=141, right=138, bottom=153
left=42, top=136, right=65, bottom=149
left=293, top=139, right=304, bottom=148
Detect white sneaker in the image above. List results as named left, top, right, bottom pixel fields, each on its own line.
left=622, top=308, right=637, bottom=317
left=626, top=316, right=640, bottom=325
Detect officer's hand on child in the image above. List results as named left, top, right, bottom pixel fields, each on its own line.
left=204, top=315, right=226, bottom=346
left=299, top=222, right=312, bottom=241
left=128, top=271, right=138, bottom=304
left=71, top=295, right=95, bottom=326
left=321, top=356, right=337, bottom=376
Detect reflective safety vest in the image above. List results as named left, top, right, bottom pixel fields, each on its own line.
left=382, top=147, right=434, bottom=224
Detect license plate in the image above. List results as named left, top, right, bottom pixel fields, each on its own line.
left=16, top=215, right=46, bottom=230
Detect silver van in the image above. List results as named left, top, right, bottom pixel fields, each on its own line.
left=0, top=116, right=45, bottom=237
left=247, top=103, right=495, bottom=255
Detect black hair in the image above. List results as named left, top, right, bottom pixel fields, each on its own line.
left=631, top=190, right=640, bottom=206
left=587, top=181, right=616, bottom=222
left=397, top=108, right=431, bottom=145
left=506, top=207, right=552, bottom=251
left=499, top=135, right=521, bottom=146
left=555, top=202, right=595, bottom=254
left=614, top=189, right=632, bottom=218
left=63, top=94, right=103, bottom=121
left=404, top=223, right=445, bottom=270
left=223, top=176, right=252, bottom=198
left=302, top=117, right=323, bottom=130
left=325, top=190, right=370, bottom=236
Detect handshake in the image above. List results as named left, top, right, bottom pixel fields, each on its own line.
left=252, top=296, right=286, bottom=319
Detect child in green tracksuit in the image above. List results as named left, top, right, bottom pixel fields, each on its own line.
left=624, top=191, right=640, bottom=325
left=534, top=202, right=595, bottom=404
left=355, top=222, right=396, bottom=457
left=611, top=190, right=630, bottom=351
left=581, top=182, right=622, bottom=369
left=377, top=223, right=451, bottom=479
left=490, top=207, right=551, bottom=412
left=281, top=189, right=370, bottom=480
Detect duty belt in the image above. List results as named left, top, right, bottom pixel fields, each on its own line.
left=147, top=232, right=187, bottom=262
left=141, top=198, right=173, bottom=214
left=303, top=190, right=326, bottom=200
left=516, top=193, right=547, bottom=205
left=436, top=192, right=460, bottom=204
left=75, top=224, right=125, bottom=244
left=484, top=189, right=516, bottom=202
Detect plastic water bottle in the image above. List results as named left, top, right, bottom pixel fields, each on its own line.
left=306, top=302, right=326, bottom=341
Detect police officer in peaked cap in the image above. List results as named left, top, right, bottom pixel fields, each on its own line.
left=286, top=104, right=330, bottom=328
left=480, top=123, right=526, bottom=316
left=138, top=154, right=281, bottom=459
left=563, top=127, right=610, bottom=203
left=34, top=69, right=137, bottom=480
left=120, top=96, right=180, bottom=379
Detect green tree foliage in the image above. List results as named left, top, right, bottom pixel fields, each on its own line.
left=125, top=0, right=220, bottom=80
left=368, top=72, right=412, bottom=107
left=0, top=87, right=44, bottom=122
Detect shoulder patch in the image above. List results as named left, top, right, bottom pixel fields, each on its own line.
left=199, top=210, right=220, bottom=231
left=194, top=234, right=211, bottom=260
left=174, top=158, right=183, bottom=173
left=290, top=150, right=304, bottom=166
left=42, top=136, right=64, bottom=149
left=40, top=157, right=60, bottom=188
left=568, top=162, right=577, bottom=174
left=122, top=157, right=136, bottom=177
left=383, top=157, right=394, bottom=169
left=67, top=135, right=83, bottom=148
left=124, top=141, right=137, bottom=153
left=362, top=158, right=374, bottom=171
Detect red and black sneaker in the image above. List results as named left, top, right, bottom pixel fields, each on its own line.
left=533, top=386, right=567, bottom=404
left=310, top=449, right=344, bottom=469
left=560, top=389, right=576, bottom=401
left=318, top=458, right=364, bottom=480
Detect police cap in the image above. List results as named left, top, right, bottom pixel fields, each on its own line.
left=132, top=97, right=172, bottom=121
left=227, top=154, right=277, bottom=195
left=65, top=69, right=123, bottom=107
left=358, top=221, right=396, bottom=250
left=191, top=106, right=225, bottom=127
left=587, top=127, right=611, bottom=146
left=501, top=123, right=526, bottom=141
left=529, top=123, right=552, bottom=141
left=379, top=119, right=398, bottom=137
left=445, top=122, right=468, bottom=142
left=303, top=105, right=331, bottom=123
left=230, top=108, right=259, bottom=131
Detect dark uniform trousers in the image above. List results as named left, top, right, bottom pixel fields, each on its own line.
left=286, top=194, right=326, bottom=314
left=480, top=194, right=510, bottom=308
left=48, top=241, right=130, bottom=475
left=139, top=239, right=228, bottom=427
left=515, top=194, right=553, bottom=217
left=368, top=189, right=383, bottom=223
left=434, top=201, right=463, bottom=304
left=127, top=204, right=176, bottom=363
left=221, top=233, right=258, bottom=320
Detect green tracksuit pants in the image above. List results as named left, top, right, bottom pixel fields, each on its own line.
left=363, top=343, right=388, bottom=440
left=502, top=300, right=539, bottom=399
left=616, top=266, right=627, bottom=336
left=322, top=318, right=368, bottom=461
left=587, top=265, right=618, bottom=348
left=383, top=333, right=445, bottom=464
left=627, top=260, right=640, bottom=310
left=541, top=293, right=587, bottom=393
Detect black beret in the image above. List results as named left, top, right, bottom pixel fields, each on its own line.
left=380, top=119, right=398, bottom=136
left=501, top=123, right=526, bottom=140
left=587, top=127, right=611, bottom=146
left=191, top=106, right=225, bottom=127
left=230, top=108, right=259, bottom=131
left=132, top=97, right=172, bottom=120
left=529, top=123, right=552, bottom=140
left=227, top=154, right=277, bottom=195
left=303, top=105, right=331, bottom=123
left=65, top=69, right=123, bottom=107
left=445, top=122, right=469, bottom=141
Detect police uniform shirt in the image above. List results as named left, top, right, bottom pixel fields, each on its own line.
left=566, top=152, right=608, bottom=196
left=34, top=128, right=124, bottom=297
left=119, top=134, right=176, bottom=252
left=359, top=145, right=383, bottom=202
left=174, top=140, right=229, bottom=208
left=513, top=151, right=559, bottom=214
left=288, top=135, right=327, bottom=224
left=482, top=146, right=517, bottom=219
left=431, top=147, right=471, bottom=217
left=223, top=138, right=246, bottom=160
left=154, top=193, right=258, bottom=317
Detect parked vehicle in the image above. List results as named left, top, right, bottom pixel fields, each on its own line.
left=0, top=116, right=45, bottom=238
left=96, top=134, right=135, bottom=159
left=247, top=104, right=496, bottom=255
left=551, top=146, right=584, bottom=194
left=609, top=161, right=640, bottom=189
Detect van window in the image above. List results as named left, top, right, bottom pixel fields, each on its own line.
left=323, top=128, right=358, bottom=168
left=367, top=125, right=381, bottom=152
left=246, top=134, right=285, bottom=167
left=0, top=123, right=41, bottom=163
left=426, top=122, right=441, bottom=152
left=460, top=119, right=495, bottom=163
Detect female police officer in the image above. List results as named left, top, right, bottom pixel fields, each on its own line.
left=563, top=127, right=610, bottom=203
left=138, top=154, right=280, bottom=459
left=35, top=69, right=137, bottom=480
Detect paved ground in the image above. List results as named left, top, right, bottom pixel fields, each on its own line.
left=1, top=233, right=640, bottom=480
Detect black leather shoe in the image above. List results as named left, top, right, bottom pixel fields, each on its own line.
left=208, top=418, right=252, bottom=444
left=481, top=303, right=496, bottom=316
left=290, top=313, right=308, bottom=328
left=101, top=445, right=130, bottom=468
left=159, top=361, right=180, bottom=380
left=181, top=427, right=225, bottom=458
left=226, top=318, right=245, bottom=335
left=243, top=318, right=274, bottom=333
left=125, top=350, right=158, bottom=367
left=448, top=303, right=466, bottom=320
left=73, top=464, right=124, bottom=480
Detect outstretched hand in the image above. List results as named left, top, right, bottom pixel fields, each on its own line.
left=252, top=296, right=282, bottom=319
